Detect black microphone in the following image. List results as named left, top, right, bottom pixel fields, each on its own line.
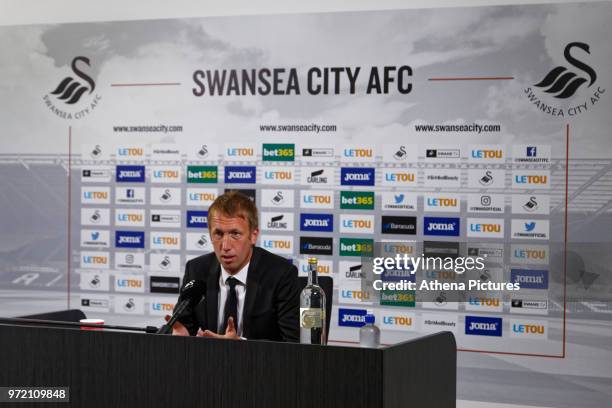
left=157, top=279, right=206, bottom=335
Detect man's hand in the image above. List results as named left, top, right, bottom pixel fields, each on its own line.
left=164, top=314, right=190, bottom=336
left=197, top=317, right=240, bottom=340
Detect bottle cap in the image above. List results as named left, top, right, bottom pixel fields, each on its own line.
left=308, top=257, right=318, bottom=265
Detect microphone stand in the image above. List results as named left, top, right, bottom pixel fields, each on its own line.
left=0, top=317, right=159, bottom=333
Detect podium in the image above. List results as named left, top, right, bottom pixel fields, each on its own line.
left=0, top=324, right=456, bottom=408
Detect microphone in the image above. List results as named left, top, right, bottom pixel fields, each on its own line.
left=156, top=279, right=206, bottom=335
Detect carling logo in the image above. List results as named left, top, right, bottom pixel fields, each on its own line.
left=465, top=316, right=502, bottom=337
left=423, top=217, right=460, bottom=237
left=301, top=167, right=333, bottom=185
left=341, top=167, right=375, bottom=186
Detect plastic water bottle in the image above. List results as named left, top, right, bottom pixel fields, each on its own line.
left=359, top=313, right=380, bottom=348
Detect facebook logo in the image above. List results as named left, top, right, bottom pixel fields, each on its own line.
left=526, top=147, right=537, bottom=157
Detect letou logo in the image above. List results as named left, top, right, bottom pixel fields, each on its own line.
left=380, top=310, right=415, bottom=332
left=341, top=146, right=375, bottom=162
left=261, top=235, right=293, bottom=254
left=300, top=190, right=334, bottom=209
left=525, top=42, right=605, bottom=117
left=262, top=167, right=294, bottom=185
left=187, top=166, right=218, bottom=183
left=340, top=191, right=374, bottom=210
left=510, top=319, right=548, bottom=339
left=43, top=56, right=101, bottom=120
left=262, top=144, right=295, bottom=161
left=424, top=194, right=460, bottom=212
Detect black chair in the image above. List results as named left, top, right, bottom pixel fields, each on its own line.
left=20, top=309, right=86, bottom=322
left=298, top=276, right=333, bottom=341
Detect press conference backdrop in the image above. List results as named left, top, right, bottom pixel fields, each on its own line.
left=1, top=2, right=611, bottom=407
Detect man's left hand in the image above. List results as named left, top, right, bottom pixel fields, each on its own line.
left=197, top=316, right=240, bottom=340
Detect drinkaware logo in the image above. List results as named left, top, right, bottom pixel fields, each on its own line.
left=467, top=194, right=504, bottom=213
left=151, top=187, right=181, bottom=206
left=511, top=219, right=549, bottom=240
left=115, top=209, right=145, bottom=227
left=81, top=187, right=110, bottom=204
left=467, top=218, right=504, bottom=238
left=339, top=238, right=373, bottom=257
left=43, top=56, right=101, bottom=120
left=262, top=167, right=294, bottom=185
left=80, top=251, right=109, bottom=269
left=151, top=232, right=181, bottom=250
left=114, top=275, right=145, bottom=293
left=187, top=166, right=218, bottom=183
left=187, top=211, right=208, bottom=228
left=116, top=187, right=146, bottom=205
left=81, top=167, right=111, bottom=182
left=424, top=194, right=460, bottom=212
left=225, top=166, right=256, bottom=183
left=299, top=236, right=333, bottom=255
left=525, top=42, right=605, bottom=118
left=262, top=189, right=294, bottom=208
left=300, top=190, right=334, bottom=209
left=262, top=143, right=295, bottom=161
left=510, top=299, right=548, bottom=315
left=116, top=165, right=145, bottom=183
left=225, top=145, right=257, bottom=160
left=301, top=167, right=333, bottom=185
left=300, top=213, right=333, bottom=232
left=465, top=316, right=502, bottom=337
left=341, top=146, right=375, bottom=162
left=261, top=212, right=294, bottom=231
left=381, top=192, right=417, bottom=211
left=424, top=148, right=460, bottom=160
left=150, top=211, right=181, bottom=228
left=80, top=230, right=110, bottom=248
left=381, top=216, right=416, bottom=235
left=511, top=269, right=548, bottom=289
left=340, top=214, right=374, bottom=234
left=115, top=231, right=145, bottom=249
left=341, top=168, right=375, bottom=186
left=301, top=147, right=334, bottom=160
left=340, top=191, right=374, bottom=210
left=151, top=166, right=181, bottom=183
left=187, top=188, right=218, bottom=206
left=261, top=235, right=293, bottom=254
left=338, top=308, right=368, bottom=327
left=150, top=276, right=181, bottom=294
left=510, top=319, right=547, bottom=339
left=382, top=170, right=417, bottom=186
left=424, top=217, right=460, bottom=237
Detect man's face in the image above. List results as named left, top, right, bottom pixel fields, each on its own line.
left=209, top=212, right=259, bottom=274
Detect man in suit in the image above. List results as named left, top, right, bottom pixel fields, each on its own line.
left=171, top=191, right=300, bottom=342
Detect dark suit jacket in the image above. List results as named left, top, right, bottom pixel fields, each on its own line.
left=176, top=246, right=300, bottom=342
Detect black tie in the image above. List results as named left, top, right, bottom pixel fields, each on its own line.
left=222, top=277, right=238, bottom=334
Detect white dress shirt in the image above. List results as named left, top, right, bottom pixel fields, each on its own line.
left=217, top=263, right=249, bottom=336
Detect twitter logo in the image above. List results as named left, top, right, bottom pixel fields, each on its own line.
left=394, top=194, right=404, bottom=204
left=91, top=232, right=100, bottom=240
left=524, top=222, right=536, bottom=232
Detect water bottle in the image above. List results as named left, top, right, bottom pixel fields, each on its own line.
left=359, top=313, right=380, bottom=348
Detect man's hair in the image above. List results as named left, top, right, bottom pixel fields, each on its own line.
left=208, top=191, right=259, bottom=231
